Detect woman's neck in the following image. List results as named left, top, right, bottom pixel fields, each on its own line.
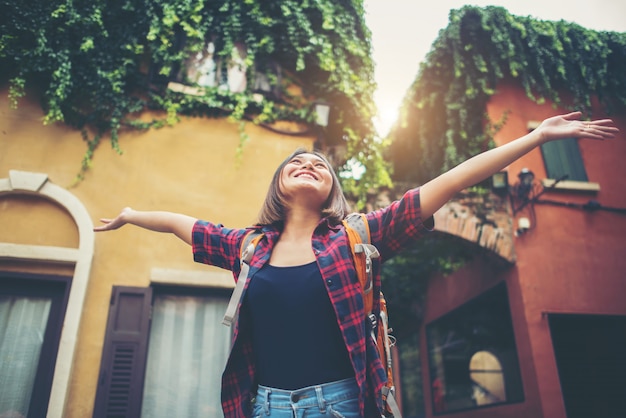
left=268, top=207, right=321, bottom=266
left=281, top=207, right=322, bottom=240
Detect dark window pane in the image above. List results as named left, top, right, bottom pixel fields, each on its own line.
left=426, top=282, right=524, bottom=414
left=540, top=138, right=588, bottom=182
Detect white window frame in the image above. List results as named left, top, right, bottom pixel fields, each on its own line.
left=0, top=170, right=95, bottom=418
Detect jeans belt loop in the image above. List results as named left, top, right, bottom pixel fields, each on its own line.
left=263, top=387, right=271, bottom=416
left=315, top=386, right=326, bottom=413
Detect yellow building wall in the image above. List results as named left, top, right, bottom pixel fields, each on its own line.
left=0, top=87, right=314, bottom=417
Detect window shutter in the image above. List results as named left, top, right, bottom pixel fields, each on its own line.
left=93, top=286, right=152, bottom=418
left=540, top=138, right=588, bottom=182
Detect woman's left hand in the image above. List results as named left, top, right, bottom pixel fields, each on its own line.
left=537, top=111, right=619, bottom=143
left=419, top=111, right=619, bottom=219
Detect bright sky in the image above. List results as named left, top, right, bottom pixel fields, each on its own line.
left=364, top=0, right=626, bottom=136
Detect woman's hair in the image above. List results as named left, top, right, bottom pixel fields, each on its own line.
left=257, top=147, right=351, bottom=226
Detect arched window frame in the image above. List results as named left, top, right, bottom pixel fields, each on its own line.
left=0, top=170, right=94, bottom=418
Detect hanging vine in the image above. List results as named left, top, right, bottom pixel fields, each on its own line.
left=0, top=0, right=388, bottom=198
left=380, top=9, right=626, bottom=385
left=387, top=5, right=626, bottom=184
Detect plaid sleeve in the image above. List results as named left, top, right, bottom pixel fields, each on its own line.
left=191, top=220, right=245, bottom=271
left=366, top=187, right=434, bottom=260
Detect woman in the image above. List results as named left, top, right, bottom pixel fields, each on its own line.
left=95, top=112, right=617, bottom=417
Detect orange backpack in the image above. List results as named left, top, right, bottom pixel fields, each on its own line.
left=222, top=214, right=402, bottom=417
left=342, top=213, right=401, bottom=417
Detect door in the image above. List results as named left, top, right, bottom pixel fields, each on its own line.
left=549, top=314, right=626, bottom=418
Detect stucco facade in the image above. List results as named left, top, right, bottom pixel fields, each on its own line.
left=0, top=87, right=314, bottom=417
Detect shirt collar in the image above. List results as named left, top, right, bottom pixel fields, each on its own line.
left=258, top=217, right=340, bottom=235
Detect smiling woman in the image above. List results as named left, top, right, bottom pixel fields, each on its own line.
left=257, top=148, right=350, bottom=228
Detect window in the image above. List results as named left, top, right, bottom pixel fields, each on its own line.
left=141, top=289, right=231, bottom=417
left=0, top=273, right=70, bottom=418
left=181, top=41, right=219, bottom=88
left=165, top=40, right=248, bottom=96
left=94, top=286, right=231, bottom=418
left=469, top=351, right=505, bottom=406
left=540, top=138, right=588, bottom=182
left=426, top=282, right=524, bottom=414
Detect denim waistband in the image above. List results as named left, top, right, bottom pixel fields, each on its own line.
left=255, top=377, right=359, bottom=414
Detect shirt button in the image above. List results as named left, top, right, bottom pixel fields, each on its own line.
left=314, top=249, right=321, bottom=255
left=326, top=279, right=333, bottom=286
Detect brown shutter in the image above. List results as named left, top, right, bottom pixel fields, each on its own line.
left=93, top=286, right=152, bottom=418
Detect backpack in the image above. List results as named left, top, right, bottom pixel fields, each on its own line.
left=222, top=214, right=402, bottom=417
left=342, top=213, right=401, bottom=418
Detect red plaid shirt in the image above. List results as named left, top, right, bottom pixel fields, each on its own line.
left=192, top=187, right=433, bottom=417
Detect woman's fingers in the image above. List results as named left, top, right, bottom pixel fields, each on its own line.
left=94, top=217, right=121, bottom=231
left=581, top=119, right=619, bottom=140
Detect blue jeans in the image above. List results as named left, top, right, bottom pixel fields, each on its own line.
left=252, top=377, right=360, bottom=418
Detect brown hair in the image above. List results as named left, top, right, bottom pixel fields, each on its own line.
left=256, top=147, right=351, bottom=226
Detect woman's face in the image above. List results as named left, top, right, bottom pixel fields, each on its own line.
left=279, top=153, right=334, bottom=208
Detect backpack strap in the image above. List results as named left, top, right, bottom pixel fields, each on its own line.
left=383, top=387, right=403, bottom=418
left=222, top=229, right=264, bottom=327
left=342, top=213, right=379, bottom=315
left=379, top=299, right=402, bottom=418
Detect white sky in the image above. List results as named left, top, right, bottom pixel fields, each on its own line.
left=363, top=0, right=626, bottom=135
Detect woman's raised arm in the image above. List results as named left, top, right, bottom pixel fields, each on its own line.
left=419, top=111, right=619, bottom=219
left=94, top=207, right=197, bottom=245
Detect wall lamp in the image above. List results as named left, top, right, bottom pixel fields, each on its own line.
left=491, top=171, right=509, bottom=196
left=490, top=169, right=626, bottom=233
left=515, top=168, right=535, bottom=202
left=492, top=168, right=573, bottom=215
left=490, top=168, right=539, bottom=235
left=491, top=168, right=538, bottom=215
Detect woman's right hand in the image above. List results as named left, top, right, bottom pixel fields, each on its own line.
left=93, top=208, right=196, bottom=245
left=94, top=207, right=133, bottom=232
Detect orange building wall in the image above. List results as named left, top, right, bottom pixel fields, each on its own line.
left=489, top=84, right=626, bottom=418
left=420, top=83, right=626, bottom=418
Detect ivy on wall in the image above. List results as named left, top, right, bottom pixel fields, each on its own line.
left=0, top=0, right=390, bottom=199
left=387, top=5, right=626, bottom=184
left=381, top=11, right=625, bottom=406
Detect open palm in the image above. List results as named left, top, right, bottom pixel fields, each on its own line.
left=538, top=111, right=618, bottom=142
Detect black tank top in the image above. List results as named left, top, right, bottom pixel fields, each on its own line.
left=243, top=261, right=354, bottom=389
